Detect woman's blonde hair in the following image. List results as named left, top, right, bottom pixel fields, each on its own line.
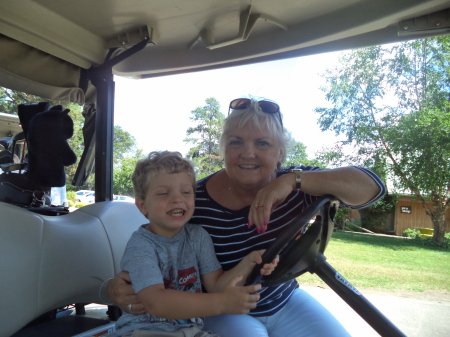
left=132, top=151, right=196, bottom=200
left=219, top=97, right=291, bottom=165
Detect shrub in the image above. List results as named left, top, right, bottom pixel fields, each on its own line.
left=414, top=236, right=450, bottom=250
left=334, top=208, right=350, bottom=230
left=75, top=202, right=90, bottom=208
left=359, top=193, right=397, bottom=233
left=66, top=190, right=76, bottom=203
left=403, top=228, right=421, bottom=238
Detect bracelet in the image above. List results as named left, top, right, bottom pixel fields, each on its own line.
left=289, top=168, right=302, bottom=191
left=99, top=277, right=114, bottom=305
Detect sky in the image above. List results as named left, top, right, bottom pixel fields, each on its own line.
left=113, top=50, right=343, bottom=158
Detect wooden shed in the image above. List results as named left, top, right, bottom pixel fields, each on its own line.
left=392, top=196, right=450, bottom=236
left=349, top=195, right=450, bottom=236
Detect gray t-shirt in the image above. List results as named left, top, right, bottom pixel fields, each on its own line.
left=115, top=223, right=222, bottom=336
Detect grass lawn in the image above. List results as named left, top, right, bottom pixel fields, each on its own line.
left=296, top=231, right=450, bottom=292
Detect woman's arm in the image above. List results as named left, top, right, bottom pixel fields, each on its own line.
left=249, top=166, right=386, bottom=231
left=107, top=271, right=146, bottom=314
left=300, top=167, right=383, bottom=206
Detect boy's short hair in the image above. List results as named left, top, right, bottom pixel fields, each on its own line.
left=132, top=151, right=196, bottom=200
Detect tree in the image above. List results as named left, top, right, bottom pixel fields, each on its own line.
left=315, top=37, right=450, bottom=242
left=113, top=125, right=138, bottom=168
left=184, top=97, right=225, bottom=178
left=0, top=87, right=45, bottom=114
left=285, top=140, right=327, bottom=168
left=0, top=87, right=141, bottom=194
left=113, top=150, right=144, bottom=196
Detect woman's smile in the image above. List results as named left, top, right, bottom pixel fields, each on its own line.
left=224, top=124, right=282, bottom=189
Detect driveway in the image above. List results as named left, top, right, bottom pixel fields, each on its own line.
left=303, top=286, right=450, bottom=337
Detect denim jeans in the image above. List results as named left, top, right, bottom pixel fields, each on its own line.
left=203, top=288, right=351, bottom=337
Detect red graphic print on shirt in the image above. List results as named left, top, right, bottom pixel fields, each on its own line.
left=163, top=266, right=200, bottom=293
left=178, top=266, right=200, bottom=293
left=163, top=269, right=176, bottom=289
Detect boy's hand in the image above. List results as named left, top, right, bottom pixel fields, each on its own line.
left=246, top=249, right=279, bottom=276
left=219, top=276, right=261, bottom=314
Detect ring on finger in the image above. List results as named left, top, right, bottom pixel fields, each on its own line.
left=128, top=303, right=133, bottom=314
left=255, top=204, right=263, bottom=208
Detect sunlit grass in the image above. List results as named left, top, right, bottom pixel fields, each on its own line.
left=296, top=231, right=450, bottom=292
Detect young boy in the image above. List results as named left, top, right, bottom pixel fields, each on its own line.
left=114, top=151, right=278, bottom=337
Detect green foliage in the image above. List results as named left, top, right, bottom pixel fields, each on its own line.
left=413, top=235, right=450, bottom=250
left=0, top=87, right=45, bottom=114
left=113, top=151, right=145, bottom=196
left=0, top=87, right=142, bottom=195
left=285, top=140, right=327, bottom=168
left=66, top=190, right=76, bottom=203
left=315, top=37, right=450, bottom=242
left=334, top=208, right=350, bottom=230
left=184, top=98, right=225, bottom=178
left=402, top=228, right=421, bottom=238
left=75, top=202, right=90, bottom=208
left=113, top=126, right=138, bottom=168
left=359, top=194, right=397, bottom=233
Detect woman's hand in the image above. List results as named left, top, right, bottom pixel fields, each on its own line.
left=248, top=173, right=294, bottom=233
left=107, top=271, right=146, bottom=315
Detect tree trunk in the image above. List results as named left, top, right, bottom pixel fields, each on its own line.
left=431, top=210, right=446, bottom=243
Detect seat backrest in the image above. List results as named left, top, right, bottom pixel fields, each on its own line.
left=0, top=200, right=145, bottom=337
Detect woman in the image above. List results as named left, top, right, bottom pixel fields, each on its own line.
left=107, top=97, right=386, bottom=336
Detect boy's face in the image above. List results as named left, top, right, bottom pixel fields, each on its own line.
left=135, top=172, right=195, bottom=238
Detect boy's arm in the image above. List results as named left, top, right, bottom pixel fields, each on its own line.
left=203, top=250, right=278, bottom=293
left=137, top=279, right=261, bottom=319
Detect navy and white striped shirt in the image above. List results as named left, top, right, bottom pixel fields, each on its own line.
left=189, top=166, right=386, bottom=317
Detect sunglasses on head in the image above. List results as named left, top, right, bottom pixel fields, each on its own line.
left=228, top=98, right=283, bottom=128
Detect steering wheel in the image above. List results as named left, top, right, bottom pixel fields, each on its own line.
left=246, top=195, right=339, bottom=287
left=245, top=195, right=408, bottom=337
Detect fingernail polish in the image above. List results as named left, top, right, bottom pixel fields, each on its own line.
left=257, top=228, right=261, bottom=234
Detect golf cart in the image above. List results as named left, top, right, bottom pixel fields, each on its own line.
left=1, top=1, right=449, bottom=336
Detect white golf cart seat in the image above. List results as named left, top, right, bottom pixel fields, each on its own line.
left=0, top=200, right=145, bottom=337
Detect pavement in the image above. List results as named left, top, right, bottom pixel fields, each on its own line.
left=303, top=286, right=450, bottom=337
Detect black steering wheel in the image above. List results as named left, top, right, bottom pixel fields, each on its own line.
left=245, top=195, right=407, bottom=337
left=246, top=195, right=339, bottom=287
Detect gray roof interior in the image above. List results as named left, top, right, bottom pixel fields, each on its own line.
left=0, top=0, right=449, bottom=103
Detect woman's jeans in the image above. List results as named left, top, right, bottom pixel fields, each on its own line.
left=203, top=288, right=351, bottom=337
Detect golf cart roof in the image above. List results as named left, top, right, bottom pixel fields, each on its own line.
left=1, top=0, right=449, bottom=104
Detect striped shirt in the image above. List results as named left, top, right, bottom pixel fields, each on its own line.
left=189, top=166, right=386, bottom=317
